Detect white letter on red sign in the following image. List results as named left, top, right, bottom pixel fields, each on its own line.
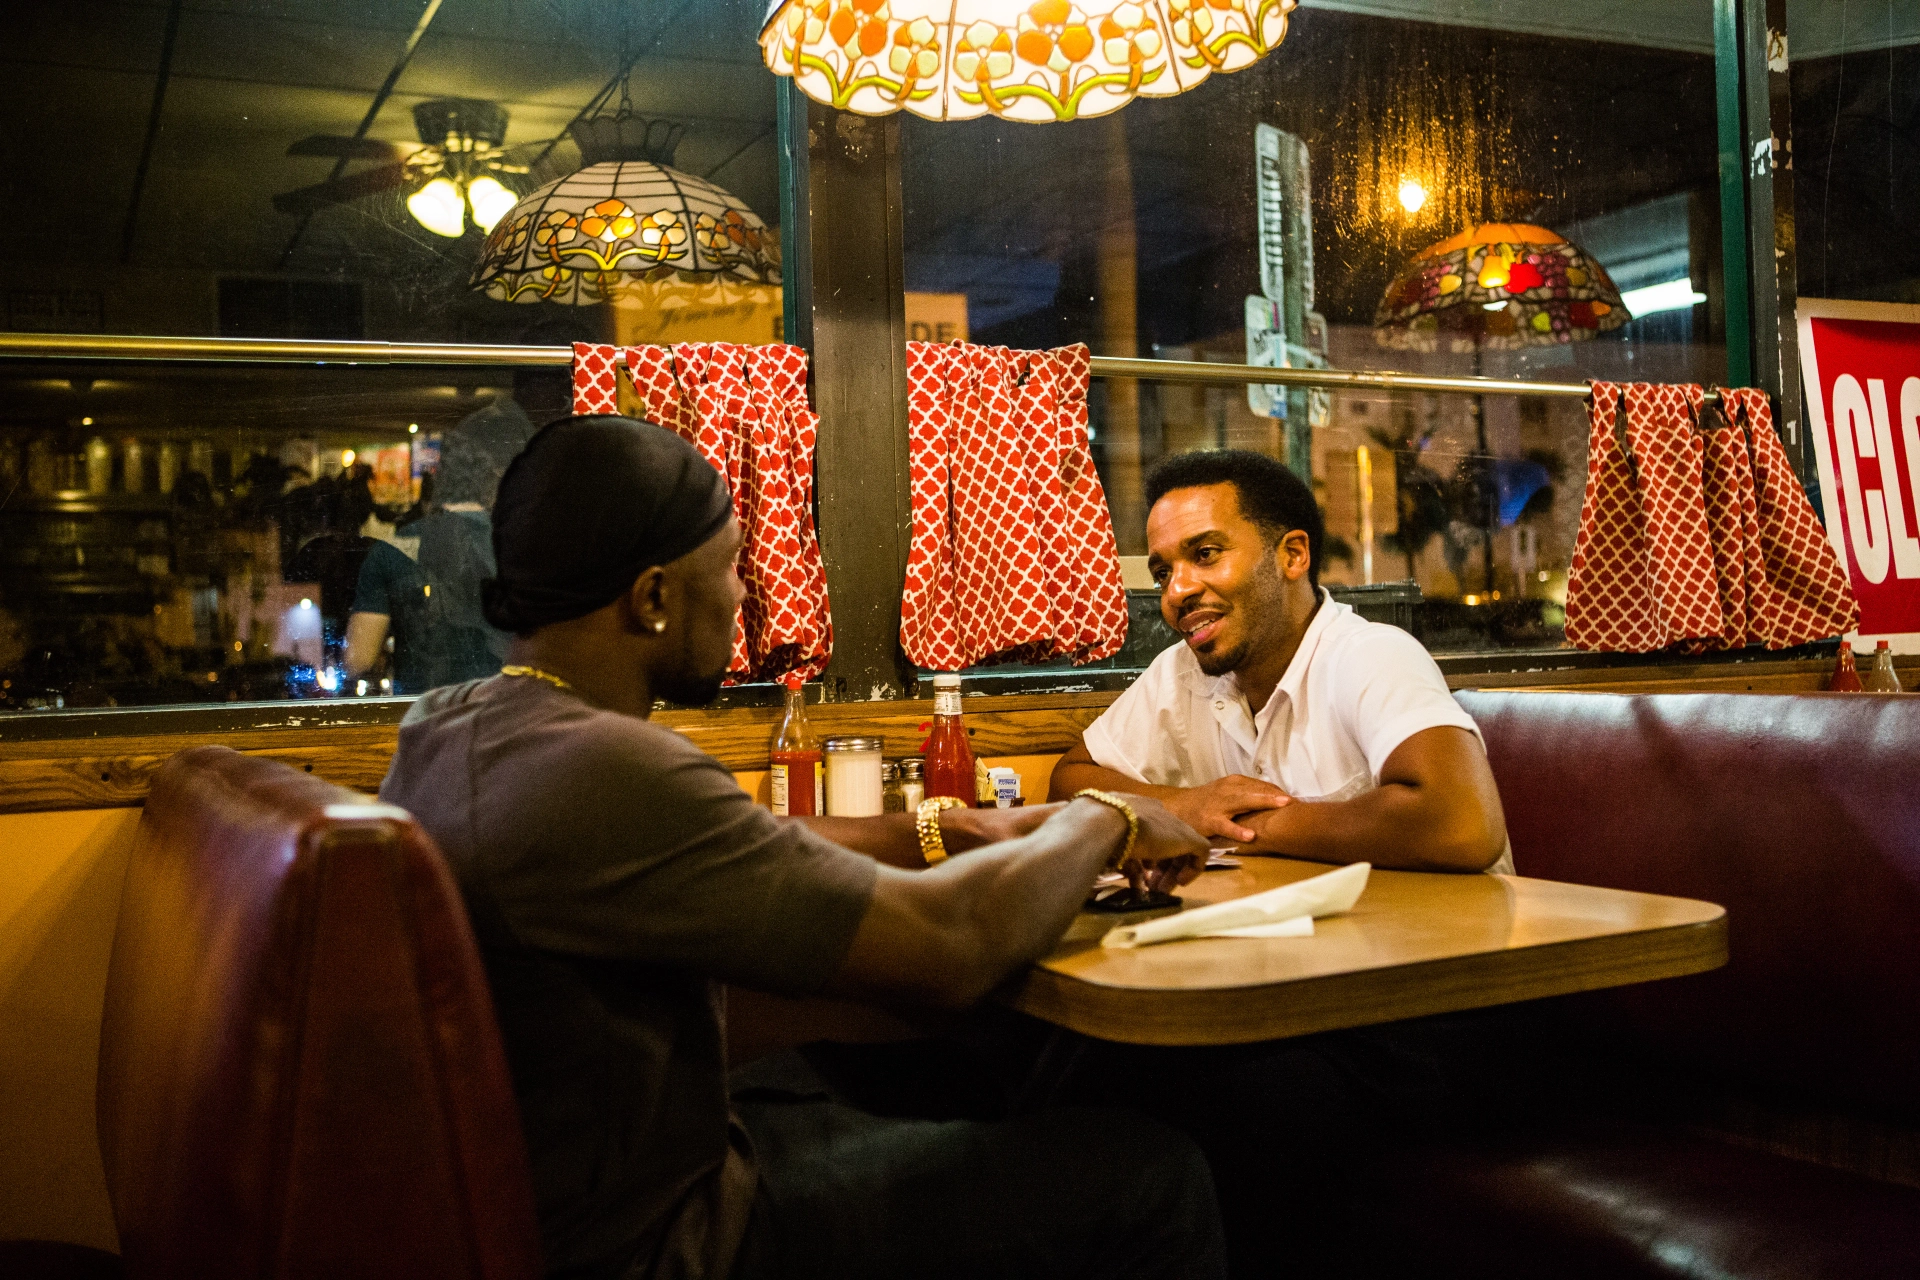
left=1832, top=374, right=1892, bottom=584
left=1867, top=378, right=1920, bottom=578
left=1903, top=378, right=1920, bottom=560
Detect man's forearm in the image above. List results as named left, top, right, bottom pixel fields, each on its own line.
left=797, top=804, right=1064, bottom=870
left=1237, top=786, right=1499, bottom=873
left=920, top=800, right=1127, bottom=999
left=797, top=814, right=923, bottom=868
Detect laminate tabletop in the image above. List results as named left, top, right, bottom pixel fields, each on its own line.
left=1001, top=856, right=1727, bottom=1046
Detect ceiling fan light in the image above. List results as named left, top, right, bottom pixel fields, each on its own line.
left=408, top=177, right=466, bottom=237
left=466, top=175, right=517, bottom=233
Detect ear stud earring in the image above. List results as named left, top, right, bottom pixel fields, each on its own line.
left=651, top=620, right=667, bottom=633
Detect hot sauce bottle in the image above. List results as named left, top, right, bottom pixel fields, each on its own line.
left=1827, top=641, right=1865, bottom=692
left=923, top=673, right=976, bottom=806
left=769, top=673, right=824, bottom=816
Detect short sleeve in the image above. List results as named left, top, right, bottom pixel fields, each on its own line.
left=1081, top=650, right=1174, bottom=783
left=1331, top=625, right=1483, bottom=780
left=353, top=542, right=403, bottom=615
left=480, top=722, right=877, bottom=996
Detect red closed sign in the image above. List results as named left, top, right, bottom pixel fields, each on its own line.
left=1799, top=299, right=1920, bottom=647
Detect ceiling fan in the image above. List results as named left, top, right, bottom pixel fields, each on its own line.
left=272, top=98, right=556, bottom=238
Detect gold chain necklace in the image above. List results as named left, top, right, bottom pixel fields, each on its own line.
left=499, top=664, right=573, bottom=691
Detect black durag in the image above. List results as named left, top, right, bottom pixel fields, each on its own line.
left=482, top=415, right=732, bottom=634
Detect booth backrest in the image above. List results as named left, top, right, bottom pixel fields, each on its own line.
left=1457, top=691, right=1920, bottom=1120
left=96, top=747, right=541, bottom=1280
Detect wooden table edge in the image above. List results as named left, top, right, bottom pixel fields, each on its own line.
left=1000, top=908, right=1728, bottom=1047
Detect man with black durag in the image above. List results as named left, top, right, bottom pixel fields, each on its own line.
left=379, top=415, right=1228, bottom=1280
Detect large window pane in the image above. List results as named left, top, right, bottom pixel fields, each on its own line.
left=1788, top=0, right=1919, bottom=305
left=1, top=1, right=786, bottom=711
left=902, top=1, right=1724, bottom=655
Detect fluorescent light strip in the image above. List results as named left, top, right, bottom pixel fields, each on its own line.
left=1619, top=278, right=1707, bottom=317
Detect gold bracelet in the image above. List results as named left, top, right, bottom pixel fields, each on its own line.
left=1072, top=788, right=1139, bottom=870
left=916, top=796, right=969, bottom=865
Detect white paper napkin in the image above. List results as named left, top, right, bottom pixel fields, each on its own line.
left=1202, top=915, right=1315, bottom=939
left=1101, top=862, right=1371, bottom=949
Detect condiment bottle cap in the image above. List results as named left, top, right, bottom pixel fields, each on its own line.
left=781, top=672, right=804, bottom=691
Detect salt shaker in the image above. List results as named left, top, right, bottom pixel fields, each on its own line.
left=898, top=757, right=926, bottom=811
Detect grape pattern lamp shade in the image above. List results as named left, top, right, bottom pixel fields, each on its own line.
left=471, top=122, right=778, bottom=305
left=760, top=0, right=1297, bottom=123
left=1374, top=223, right=1630, bottom=352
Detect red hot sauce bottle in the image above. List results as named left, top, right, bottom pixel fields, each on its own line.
left=923, top=673, right=977, bottom=807
left=1827, top=641, right=1865, bottom=692
left=769, top=673, right=824, bottom=815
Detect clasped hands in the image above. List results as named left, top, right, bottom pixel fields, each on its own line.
left=940, top=793, right=1214, bottom=892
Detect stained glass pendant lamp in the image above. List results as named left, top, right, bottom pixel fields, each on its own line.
left=1374, top=223, right=1630, bottom=352
left=760, top=0, right=1297, bottom=123
left=471, top=114, right=779, bottom=305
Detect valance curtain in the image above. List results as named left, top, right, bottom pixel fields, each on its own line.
left=1565, top=382, right=1857, bottom=652
left=572, top=342, right=832, bottom=683
left=901, top=341, right=1129, bottom=671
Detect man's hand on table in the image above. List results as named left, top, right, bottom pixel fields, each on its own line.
left=1159, top=775, right=1293, bottom=845
left=949, top=795, right=1207, bottom=885
left=1105, top=793, right=1210, bottom=890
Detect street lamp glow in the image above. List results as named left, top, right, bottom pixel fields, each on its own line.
left=1397, top=178, right=1428, bottom=214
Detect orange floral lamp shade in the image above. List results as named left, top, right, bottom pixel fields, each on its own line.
left=760, top=0, right=1297, bottom=123
left=471, top=162, right=779, bottom=305
left=1374, top=222, right=1632, bottom=352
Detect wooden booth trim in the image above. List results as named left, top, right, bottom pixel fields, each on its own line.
left=0, top=691, right=1114, bottom=817
left=4, top=656, right=1915, bottom=816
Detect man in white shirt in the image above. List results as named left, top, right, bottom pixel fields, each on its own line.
left=1051, top=449, right=1510, bottom=874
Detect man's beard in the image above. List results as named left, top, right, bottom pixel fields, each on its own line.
left=652, top=629, right=731, bottom=707
left=1193, top=630, right=1252, bottom=677
left=655, top=663, right=726, bottom=707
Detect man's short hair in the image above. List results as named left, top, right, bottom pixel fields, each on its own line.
left=1143, top=449, right=1324, bottom=590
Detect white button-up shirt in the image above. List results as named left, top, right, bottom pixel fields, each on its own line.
left=1083, top=591, right=1513, bottom=874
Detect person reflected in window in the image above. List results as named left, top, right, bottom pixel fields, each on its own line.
left=284, top=463, right=377, bottom=667
left=346, top=320, right=587, bottom=694
left=345, top=411, right=529, bottom=694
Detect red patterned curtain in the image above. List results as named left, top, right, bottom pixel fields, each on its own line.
left=1566, top=382, right=1856, bottom=652
left=902, top=342, right=1128, bottom=670
left=572, top=342, right=831, bottom=683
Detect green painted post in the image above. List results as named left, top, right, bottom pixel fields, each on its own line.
left=1714, top=0, right=1754, bottom=390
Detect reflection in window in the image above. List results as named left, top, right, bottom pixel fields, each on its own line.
left=1787, top=1, right=1919, bottom=305
left=901, top=3, right=1723, bottom=653
left=0, top=1, right=784, bottom=710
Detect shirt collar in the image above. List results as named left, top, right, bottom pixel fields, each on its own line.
left=1224, top=587, right=1344, bottom=713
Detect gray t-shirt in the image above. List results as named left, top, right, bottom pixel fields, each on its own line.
left=381, top=676, right=877, bottom=1280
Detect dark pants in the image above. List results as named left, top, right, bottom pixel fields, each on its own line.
left=1065, top=1011, right=1527, bottom=1280
left=726, top=1042, right=1228, bottom=1280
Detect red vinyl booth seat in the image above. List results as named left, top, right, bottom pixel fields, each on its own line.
left=1360, top=692, right=1920, bottom=1280
left=94, top=746, right=542, bottom=1280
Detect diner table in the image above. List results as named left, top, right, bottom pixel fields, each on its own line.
left=1001, top=856, right=1728, bottom=1046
